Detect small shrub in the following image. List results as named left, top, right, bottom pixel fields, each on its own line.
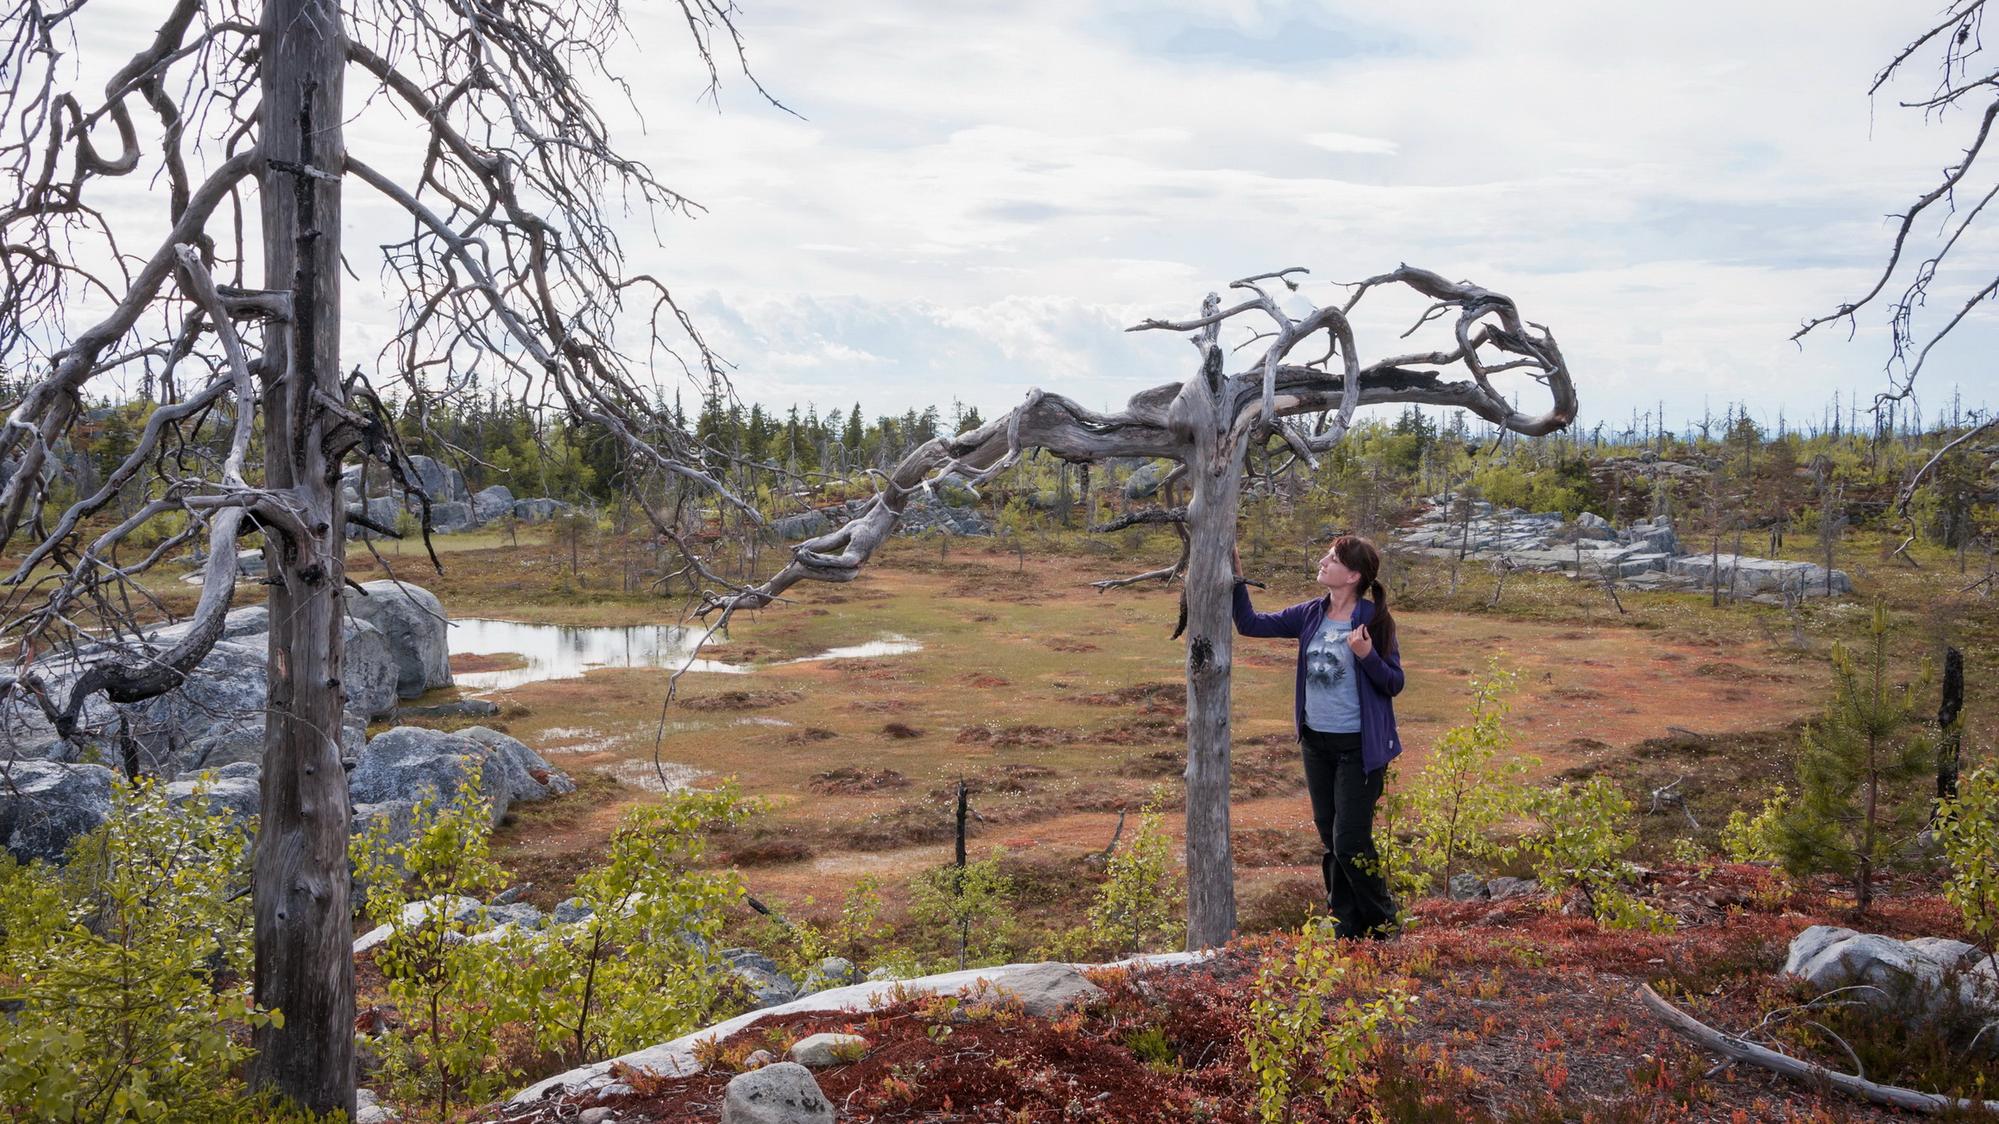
left=0, top=776, right=271, bottom=1122
left=1526, top=777, right=1675, bottom=932
left=909, top=851, right=1017, bottom=970
left=1937, top=765, right=1999, bottom=972
left=1397, top=662, right=1536, bottom=896
left=350, top=771, right=514, bottom=1117
left=1242, top=919, right=1415, bottom=1123
left=490, top=784, right=753, bottom=1066
left=1085, top=788, right=1184, bottom=958
left=1719, top=784, right=1788, bottom=864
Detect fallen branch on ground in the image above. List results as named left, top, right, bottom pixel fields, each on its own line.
left=1636, top=983, right=1999, bottom=1116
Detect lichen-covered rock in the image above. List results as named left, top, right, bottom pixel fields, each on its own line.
left=471, top=485, right=516, bottom=524
left=0, top=760, right=115, bottom=863
left=348, top=725, right=571, bottom=825
left=720, top=1062, right=832, bottom=1124
left=166, top=761, right=262, bottom=824
left=346, top=581, right=452, bottom=698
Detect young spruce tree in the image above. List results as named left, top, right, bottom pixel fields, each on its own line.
left=1772, top=607, right=1935, bottom=914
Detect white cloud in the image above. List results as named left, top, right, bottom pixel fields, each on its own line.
left=40, top=1, right=1999, bottom=428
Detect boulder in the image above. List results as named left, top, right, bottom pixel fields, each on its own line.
left=788, top=1033, right=867, bottom=1068
left=720, top=1062, right=833, bottom=1124
left=772, top=510, right=833, bottom=542
left=166, top=761, right=262, bottom=824
left=344, top=619, right=402, bottom=721
left=1574, top=512, right=1615, bottom=539
left=349, top=725, right=572, bottom=825
left=347, top=581, right=452, bottom=698
left=428, top=501, right=475, bottom=533
left=346, top=496, right=406, bottom=538
left=407, top=454, right=469, bottom=505
left=123, top=624, right=384, bottom=776
left=0, top=761, right=116, bottom=863
left=1122, top=461, right=1171, bottom=501
left=513, top=498, right=565, bottom=523
left=471, top=485, right=516, bottom=524
left=1783, top=925, right=1999, bottom=1017
left=993, top=961, right=1105, bottom=1018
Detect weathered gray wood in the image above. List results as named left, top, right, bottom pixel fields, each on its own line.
left=247, top=2, right=355, bottom=1114
left=1179, top=299, right=1246, bottom=947
left=1638, top=983, right=1999, bottom=1115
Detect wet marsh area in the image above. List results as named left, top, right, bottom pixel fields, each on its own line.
left=362, top=536, right=1828, bottom=923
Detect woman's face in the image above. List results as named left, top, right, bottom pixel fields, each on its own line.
left=1315, top=546, right=1362, bottom=594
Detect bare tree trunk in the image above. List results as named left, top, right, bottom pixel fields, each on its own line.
left=249, top=1, right=355, bottom=1113
left=1180, top=325, right=1245, bottom=950
left=1938, top=646, right=1964, bottom=803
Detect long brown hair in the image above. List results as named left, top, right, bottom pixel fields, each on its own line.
left=1333, top=535, right=1395, bottom=658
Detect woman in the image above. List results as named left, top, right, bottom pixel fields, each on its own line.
left=1232, top=535, right=1404, bottom=939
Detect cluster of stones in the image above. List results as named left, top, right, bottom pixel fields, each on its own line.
left=342, top=454, right=571, bottom=537
left=0, top=581, right=573, bottom=866
left=1396, top=497, right=1852, bottom=598
left=1784, top=925, right=1999, bottom=1053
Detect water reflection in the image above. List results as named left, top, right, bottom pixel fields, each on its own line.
left=451, top=618, right=744, bottom=691
left=450, top=619, right=923, bottom=691
left=775, top=636, right=923, bottom=664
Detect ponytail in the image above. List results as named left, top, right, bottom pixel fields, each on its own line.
left=1367, top=578, right=1396, bottom=658
left=1333, top=534, right=1395, bottom=657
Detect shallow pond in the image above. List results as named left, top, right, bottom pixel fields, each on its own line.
left=449, top=618, right=921, bottom=691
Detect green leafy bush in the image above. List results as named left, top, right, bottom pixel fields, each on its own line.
left=0, top=776, right=274, bottom=1122
left=1396, top=663, right=1535, bottom=896
left=1526, top=777, right=1674, bottom=932
left=350, top=772, right=513, bottom=1117
left=1719, top=784, right=1789, bottom=864
left=1936, top=765, right=1999, bottom=971
left=488, top=785, right=751, bottom=1066
left=1242, top=919, right=1415, bottom=1123
left=908, top=853, right=1016, bottom=970
left=1086, top=790, right=1184, bottom=958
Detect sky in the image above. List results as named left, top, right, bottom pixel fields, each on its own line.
left=52, top=1, right=1999, bottom=436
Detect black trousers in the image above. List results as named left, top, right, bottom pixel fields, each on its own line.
left=1300, top=726, right=1397, bottom=939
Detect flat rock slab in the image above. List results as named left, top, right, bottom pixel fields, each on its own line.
left=509, top=951, right=1209, bottom=1106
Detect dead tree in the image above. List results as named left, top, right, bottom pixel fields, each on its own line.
left=0, top=1, right=773, bottom=1113
left=713, top=265, right=1578, bottom=948
left=1797, top=2, right=1999, bottom=513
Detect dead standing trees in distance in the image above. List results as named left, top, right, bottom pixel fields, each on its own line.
left=714, top=265, right=1579, bottom=950
left=0, top=0, right=776, bottom=1113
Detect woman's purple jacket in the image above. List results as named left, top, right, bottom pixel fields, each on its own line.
left=1232, top=581, right=1405, bottom=774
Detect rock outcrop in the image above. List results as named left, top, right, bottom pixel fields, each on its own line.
left=1397, top=500, right=1851, bottom=598
left=0, top=760, right=116, bottom=863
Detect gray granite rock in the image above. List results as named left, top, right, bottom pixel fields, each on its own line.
left=788, top=1033, right=867, bottom=1068
left=994, top=961, right=1105, bottom=1018
left=0, top=760, right=116, bottom=863
left=720, top=1062, right=832, bottom=1124
left=407, top=454, right=469, bottom=505
left=347, top=581, right=452, bottom=698
left=166, top=761, right=262, bottom=824
left=471, top=485, right=516, bottom=524
left=349, top=725, right=571, bottom=825
left=513, top=498, right=565, bottom=523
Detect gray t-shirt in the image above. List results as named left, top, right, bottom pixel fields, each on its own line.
left=1303, top=613, right=1362, bottom=733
